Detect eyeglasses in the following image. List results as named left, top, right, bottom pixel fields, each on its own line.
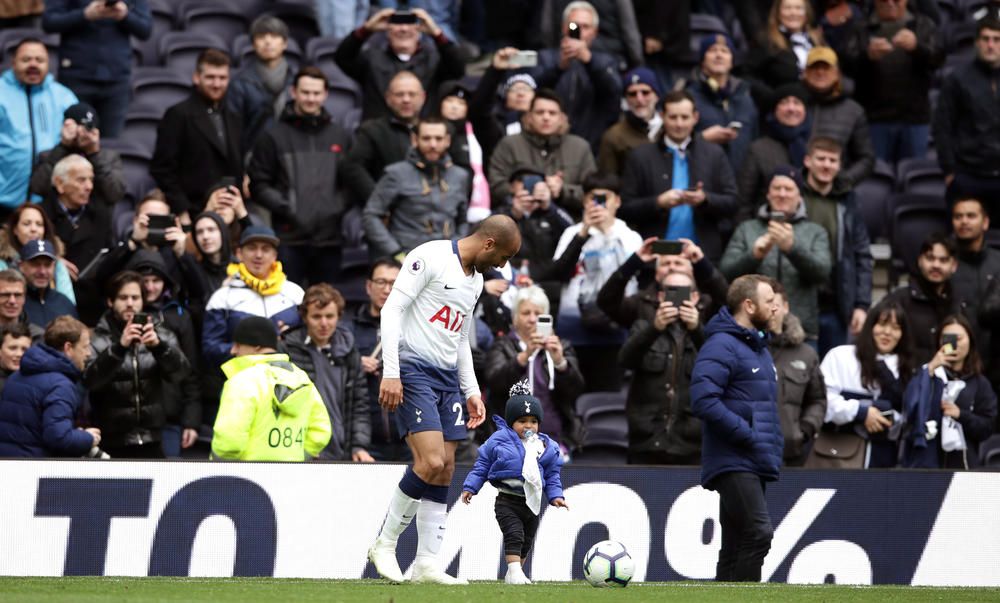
left=625, top=88, right=655, bottom=98
left=369, top=279, right=395, bottom=288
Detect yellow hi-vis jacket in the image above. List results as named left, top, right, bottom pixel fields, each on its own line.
left=212, top=353, right=331, bottom=461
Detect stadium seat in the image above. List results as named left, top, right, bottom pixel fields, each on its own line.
left=131, top=67, right=192, bottom=113
left=889, top=195, right=951, bottom=279
left=306, top=36, right=343, bottom=63
left=121, top=104, right=166, bottom=155
left=0, top=30, right=59, bottom=75
left=854, top=159, right=896, bottom=242
left=897, top=157, right=946, bottom=197
left=979, top=434, right=1000, bottom=467
left=262, top=3, right=321, bottom=49
left=132, top=0, right=175, bottom=66
left=575, top=390, right=626, bottom=423
left=232, top=34, right=302, bottom=69
left=159, top=31, right=228, bottom=76
left=181, top=4, right=250, bottom=49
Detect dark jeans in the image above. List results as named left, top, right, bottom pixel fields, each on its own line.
left=711, top=471, right=774, bottom=582
left=58, top=75, right=131, bottom=139
left=161, top=424, right=182, bottom=458
left=947, top=172, right=1000, bottom=227
left=869, top=122, right=930, bottom=165
left=278, top=244, right=342, bottom=288
left=495, top=492, right=539, bottom=559
left=818, top=311, right=848, bottom=360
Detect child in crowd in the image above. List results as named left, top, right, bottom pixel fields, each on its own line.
left=461, top=380, right=568, bottom=585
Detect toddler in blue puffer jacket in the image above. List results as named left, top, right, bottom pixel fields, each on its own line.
left=461, top=380, right=568, bottom=585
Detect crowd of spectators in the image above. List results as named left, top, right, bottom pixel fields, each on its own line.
left=0, top=0, right=999, bottom=470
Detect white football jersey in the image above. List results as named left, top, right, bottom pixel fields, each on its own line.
left=393, top=240, right=483, bottom=370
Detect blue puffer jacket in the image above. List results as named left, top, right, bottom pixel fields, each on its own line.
left=690, top=307, right=784, bottom=487
left=462, top=416, right=564, bottom=504
left=0, top=344, right=93, bottom=457
left=0, top=70, right=78, bottom=208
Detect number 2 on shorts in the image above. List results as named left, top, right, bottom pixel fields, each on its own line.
left=452, top=402, right=464, bottom=426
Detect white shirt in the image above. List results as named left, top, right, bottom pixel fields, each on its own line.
left=553, top=218, right=643, bottom=316
left=381, top=240, right=483, bottom=399
left=821, top=344, right=899, bottom=425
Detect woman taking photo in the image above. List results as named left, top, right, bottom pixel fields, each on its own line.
left=902, top=315, right=997, bottom=469
left=808, top=299, right=913, bottom=468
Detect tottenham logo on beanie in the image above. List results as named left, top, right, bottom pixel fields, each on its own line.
left=505, top=379, right=544, bottom=426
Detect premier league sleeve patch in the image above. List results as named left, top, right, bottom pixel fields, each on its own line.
left=408, top=258, right=424, bottom=275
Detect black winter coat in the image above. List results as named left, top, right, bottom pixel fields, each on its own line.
left=808, top=88, right=875, bottom=186
left=150, top=93, right=244, bottom=216
left=885, top=277, right=960, bottom=366
left=619, top=137, right=740, bottom=263
left=620, top=320, right=703, bottom=459
left=284, top=324, right=371, bottom=460
left=249, top=104, right=351, bottom=247
left=334, top=30, right=466, bottom=121
left=933, top=59, right=1000, bottom=178
left=340, top=116, right=414, bottom=205
left=83, top=313, right=190, bottom=447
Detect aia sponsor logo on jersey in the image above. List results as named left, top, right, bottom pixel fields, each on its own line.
left=429, top=305, right=465, bottom=332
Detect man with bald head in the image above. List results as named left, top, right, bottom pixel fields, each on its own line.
left=0, top=38, right=78, bottom=212
left=369, top=215, right=520, bottom=585
left=342, top=71, right=428, bottom=204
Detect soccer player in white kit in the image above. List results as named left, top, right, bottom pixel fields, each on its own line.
left=369, top=215, right=522, bottom=584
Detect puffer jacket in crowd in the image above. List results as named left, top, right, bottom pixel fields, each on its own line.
left=83, top=312, right=191, bottom=448
left=720, top=201, right=832, bottom=337
left=363, top=148, right=470, bottom=258
left=620, top=319, right=703, bottom=460
left=0, top=343, right=93, bottom=458
left=685, top=70, right=759, bottom=171
left=769, top=313, right=827, bottom=463
left=283, top=323, right=371, bottom=461
left=807, top=84, right=875, bottom=186
left=340, top=115, right=413, bottom=205
left=0, top=70, right=78, bottom=209
left=249, top=102, right=351, bottom=248
left=690, top=307, right=784, bottom=487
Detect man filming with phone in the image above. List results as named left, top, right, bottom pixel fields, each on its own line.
left=620, top=270, right=703, bottom=465
left=334, top=7, right=465, bottom=120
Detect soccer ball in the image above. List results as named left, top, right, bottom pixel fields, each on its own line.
left=582, top=540, right=635, bottom=588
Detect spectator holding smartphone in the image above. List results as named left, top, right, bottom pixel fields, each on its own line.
left=484, top=285, right=584, bottom=453
left=902, top=315, right=997, bottom=469
left=619, top=271, right=703, bottom=465
left=83, top=270, right=190, bottom=458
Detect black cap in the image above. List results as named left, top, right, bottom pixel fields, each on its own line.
left=239, top=225, right=280, bottom=248
left=769, top=164, right=804, bottom=192
left=504, top=379, right=544, bottom=425
left=20, top=239, right=58, bottom=262
left=65, top=102, right=99, bottom=130
left=232, top=316, right=279, bottom=349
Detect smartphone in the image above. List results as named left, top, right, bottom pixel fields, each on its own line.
left=769, top=211, right=787, bottom=223
left=508, top=50, right=538, bottom=68
left=389, top=10, right=419, bottom=24
left=535, top=314, right=553, bottom=338
left=727, top=121, right=743, bottom=130
left=592, top=192, right=607, bottom=207
left=568, top=22, right=581, bottom=40
left=131, top=312, right=149, bottom=326
left=881, top=409, right=895, bottom=424
left=520, top=174, right=543, bottom=194
left=664, top=286, right=691, bottom=308
left=941, top=333, right=959, bottom=354
left=217, top=176, right=237, bottom=193
left=146, top=214, right=175, bottom=231
left=651, top=239, right=685, bottom=255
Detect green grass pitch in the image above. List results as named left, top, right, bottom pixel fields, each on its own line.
left=2, top=578, right=999, bottom=603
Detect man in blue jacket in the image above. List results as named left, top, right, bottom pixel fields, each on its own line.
left=690, top=274, right=784, bottom=582
left=0, top=38, right=78, bottom=211
left=0, top=315, right=98, bottom=457
left=42, top=0, right=152, bottom=138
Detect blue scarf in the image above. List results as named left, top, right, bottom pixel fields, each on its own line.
left=765, top=111, right=813, bottom=168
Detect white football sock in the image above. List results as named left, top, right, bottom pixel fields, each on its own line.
left=414, top=500, right=448, bottom=560
left=376, top=487, right=420, bottom=545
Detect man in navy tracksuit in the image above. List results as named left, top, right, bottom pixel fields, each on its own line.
left=690, top=274, right=784, bottom=582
